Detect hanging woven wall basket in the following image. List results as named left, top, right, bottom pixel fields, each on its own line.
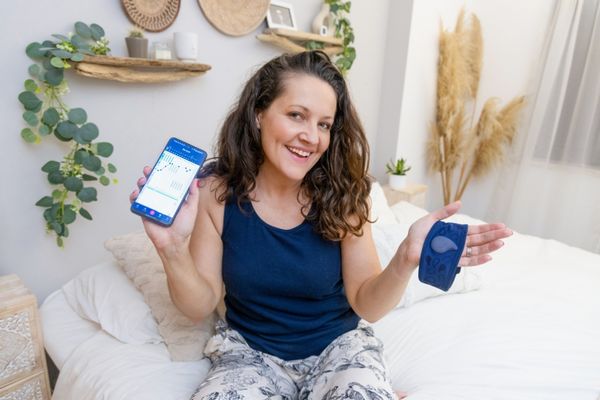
left=121, top=0, right=181, bottom=32
left=197, top=0, right=270, bottom=37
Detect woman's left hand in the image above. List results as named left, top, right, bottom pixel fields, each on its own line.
left=397, top=201, right=513, bottom=269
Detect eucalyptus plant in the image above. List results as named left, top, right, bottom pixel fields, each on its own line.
left=326, top=0, right=355, bottom=74
left=19, top=21, right=117, bottom=247
left=305, top=0, right=356, bottom=75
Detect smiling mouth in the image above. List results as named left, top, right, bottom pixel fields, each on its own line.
left=286, top=146, right=311, bottom=158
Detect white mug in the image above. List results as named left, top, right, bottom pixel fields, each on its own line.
left=173, top=32, right=198, bottom=62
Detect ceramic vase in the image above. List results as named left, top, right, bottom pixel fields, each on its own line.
left=173, top=32, right=198, bottom=62
left=311, top=3, right=334, bottom=36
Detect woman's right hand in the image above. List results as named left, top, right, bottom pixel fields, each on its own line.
left=129, top=166, right=201, bottom=251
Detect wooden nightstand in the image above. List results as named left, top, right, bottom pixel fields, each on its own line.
left=382, top=183, right=428, bottom=208
left=0, top=275, right=51, bottom=400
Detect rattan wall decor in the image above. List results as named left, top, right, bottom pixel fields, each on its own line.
left=197, top=0, right=270, bottom=36
left=121, top=0, right=181, bottom=32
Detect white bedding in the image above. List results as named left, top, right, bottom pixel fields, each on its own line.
left=51, top=329, right=210, bottom=400
left=40, top=290, right=99, bottom=369
left=378, top=237, right=600, bottom=399
left=41, top=209, right=600, bottom=400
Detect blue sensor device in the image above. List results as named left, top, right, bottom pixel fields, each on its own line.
left=418, top=220, right=468, bottom=291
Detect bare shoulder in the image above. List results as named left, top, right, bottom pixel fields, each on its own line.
left=196, top=175, right=227, bottom=235
left=341, top=218, right=374, bottom=247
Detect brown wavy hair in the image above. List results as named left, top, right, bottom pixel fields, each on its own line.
left=204, top=51, right=372, bottom=240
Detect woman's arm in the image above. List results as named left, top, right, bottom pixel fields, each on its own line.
left=342, top=201, right=512, bottom=322
left=131, top=172, right=224, bottom=322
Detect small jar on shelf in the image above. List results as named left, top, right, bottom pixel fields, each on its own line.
left=152, top=42, right=172, bottom=60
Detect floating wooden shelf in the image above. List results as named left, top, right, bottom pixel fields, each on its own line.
left=73, top=55, right=211, bottom=83
left=257, top=29, right=343, bottom=56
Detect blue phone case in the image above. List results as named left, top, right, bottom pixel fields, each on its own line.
left=131, top=137, right=207, bottom=226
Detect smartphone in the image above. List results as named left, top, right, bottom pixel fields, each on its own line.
left=131, top=137, right=207, bottom=226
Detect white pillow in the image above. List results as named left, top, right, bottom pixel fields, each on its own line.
left=370, top=182, right=397, bottom=225
left=61, top=261, right=163, bottom=345
left=372, top=203, right=483, bottom=308
left=104, top=232, right=217, bottom=362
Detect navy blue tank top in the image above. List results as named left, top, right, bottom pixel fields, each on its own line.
left=221, top=199, right=359, bottom=360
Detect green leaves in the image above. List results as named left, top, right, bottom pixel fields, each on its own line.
left=21, top=128, right=37, bottom=143
left=70, top=34, right=89, bottom=50
left=18, top=91, right=42, bottom=111
left=96, top=142, right=113, bottom=157
left=77, top=123, right=98, bottom=143
left=35, top=196, right=54, bottom=207
left=48, top=170, right=65, bottom=184
left=79, top=208, right=93, bottom=220
left=63, top=207, right=77, bottom=224
left=64, top=176, right=83, bottom=192
left=71, top=53, right=85, bottom=62
left=68, top=108, right=87, bottom=124
left=41, top=199, right=78, bottom=247
left=23, top=111, right=38, bottom=126
left=385, top=158, right=411, bottom=175
left=82, top=154, right=101, bottom=171
left=90, top=24, right=105, bottom=41
left=26, top=42, right=47, bottom=59
left=56, top=121, right=77, bottom=140
left=319, top=0, right=356, bottom=75
left=39, top=124, right=51, bottom=136
left=24, top=79, right=38, bottom=92
left=45, top=67, right=64, bottom=85
left=28, top=64, right=43, bottom=80
left=305, top=41, right=325, bottom=50
left=42, top=108, right=60, bottom=127
left=77, top=187, right=97, bottom=202
left=75, top=22, right=92, bottom=39
left=82, top=174, right=98, bottom=181
left=50, top=57, right=66, bottom=68
left=42, top=161, right=60, bottom=173
left=51, top=49, right=73, bottom=59
left=20, top=21, right=115, bottom=247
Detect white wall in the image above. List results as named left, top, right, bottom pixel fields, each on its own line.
left=371, top=0, right=414, bottom=179
left=390, top=0, right=555, bottom=216
left=0, top=0, right=391, bottom=301
left=348, top=0, right=391, bottom=151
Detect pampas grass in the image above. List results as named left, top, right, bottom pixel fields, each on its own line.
left=428, top=9, right=525, bottom=204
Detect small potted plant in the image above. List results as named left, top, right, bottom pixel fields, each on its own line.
left=386, top=158, right=411, bottom=190
left=125, top=26, right=148, bottom=58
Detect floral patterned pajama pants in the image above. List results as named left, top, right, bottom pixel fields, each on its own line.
left=191, top=320, right=396, bottom=400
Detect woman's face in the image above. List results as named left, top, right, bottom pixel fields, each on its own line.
left=256, top=73, right=337, bottom=184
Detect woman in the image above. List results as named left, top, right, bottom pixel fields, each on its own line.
left=131, top=51, right=511, bottom=399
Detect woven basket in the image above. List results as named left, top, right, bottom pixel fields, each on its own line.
left=198, top=0, right=270, bottom=37
left=122, top=0, right=181, bottom=32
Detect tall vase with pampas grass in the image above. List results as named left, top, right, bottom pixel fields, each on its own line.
left=427, top=9, right=526, bottom=205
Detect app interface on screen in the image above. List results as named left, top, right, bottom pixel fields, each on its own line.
left=136, top=149, right=199, bottom=218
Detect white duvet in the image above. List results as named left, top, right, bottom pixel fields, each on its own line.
left=42, top=209, right=600, bottom=400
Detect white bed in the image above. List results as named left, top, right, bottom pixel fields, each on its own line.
left=40, top=186, right=600, bottom=400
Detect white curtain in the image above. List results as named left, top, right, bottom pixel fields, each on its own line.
left=486, top=0, right=600, bottom=253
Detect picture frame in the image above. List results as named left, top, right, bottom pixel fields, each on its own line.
left=266, top=0, right=297, bottom=31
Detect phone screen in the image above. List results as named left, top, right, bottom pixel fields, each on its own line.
left=131, top=137, right=207, bottom=226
